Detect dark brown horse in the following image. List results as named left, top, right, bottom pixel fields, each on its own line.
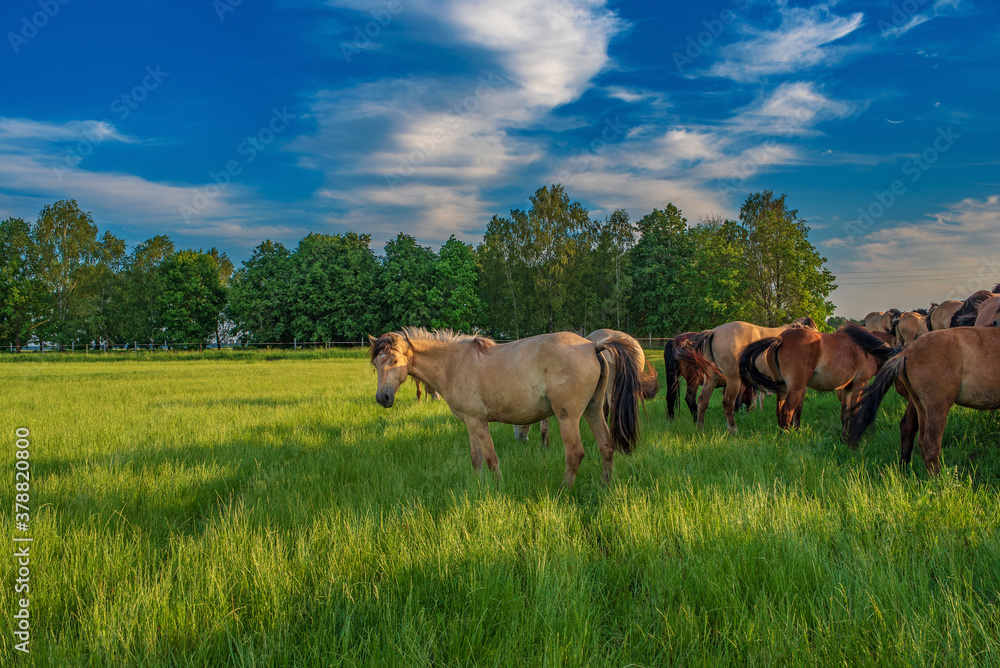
left=738, top=325, right=897, bottom=440
left=849, top=327, right=1000, bottom=474
left=370, top=328, right=648, bottom=487
left=665, top=333, right=756, bottom=420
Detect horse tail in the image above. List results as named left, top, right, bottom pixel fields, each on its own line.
left=674, top=346, right=722, bottom=381
left=738, top=337, right=783, bottom=394
left=664, top=338, right=680, bottom=419
left=848, top=352, right=906, bottom=449
left=639, top=357, right=659, bottom=401
left=596, top=337, right=645, bottom=454
left=886, top=309, right=902, bottom=334
left=840, top=323, right=901, bottom=368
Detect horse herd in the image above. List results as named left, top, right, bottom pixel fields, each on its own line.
left=369, top=283, right=1000, bottom=486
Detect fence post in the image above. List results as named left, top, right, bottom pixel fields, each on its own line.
left=294, top=339, right=297, bottom=351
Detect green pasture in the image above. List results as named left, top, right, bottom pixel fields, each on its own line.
left=1, top=350, right=999, bottom=666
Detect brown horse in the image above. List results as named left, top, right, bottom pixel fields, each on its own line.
left=893, top=311, right=929, bottom=348
left=664, top=333, right=756, bottom=420
left=849, top=327, right=1000, bottom=474
left=973, top=295, right=1000, bottom=327
left=738, top=325, right=897, bottom=440
left=678, top=317, right=817, bottom=433
left=864, top=309, right=901, bottom=335
left=369, top=328, right=647, bottom=487
left=513, top=329, right=658, bottom=447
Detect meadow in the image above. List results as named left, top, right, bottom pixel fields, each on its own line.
left=1, top=349, right=999, bottom=666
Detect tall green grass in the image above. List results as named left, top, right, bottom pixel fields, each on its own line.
left=1, top=353, right=998, bottom=666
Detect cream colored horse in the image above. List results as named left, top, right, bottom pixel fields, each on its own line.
left=926, top=301, right=962, bottom=331
left=973, top=295, right=1000, bottom=327
left=369, top=328, right=647, bottom=487
left=863, top=310, right=901, bottom=335
left=683, top=318, right=817, bottom=433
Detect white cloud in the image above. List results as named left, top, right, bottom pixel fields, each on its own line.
left=708, top=4, right=864, bottom=81
left=299, top=0, right=626, bottom=246
left=824, top=195, right=1000, bottom=315
left=729, top=82, right=856, bottom=136
left=0, top=117, right=307, bottom=248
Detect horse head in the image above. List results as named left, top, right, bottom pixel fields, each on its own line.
left=369, top=332, right=412, bottom=408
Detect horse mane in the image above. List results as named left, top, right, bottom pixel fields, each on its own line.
left=912, top=308, right=928, bottom=316
left=950, top=290, right=993, bottom=327
left=993, top=282, right=1000, bottom=293
left=400, top=327, right=496, bottom=354
left=369, top=327, right=495, bottom=362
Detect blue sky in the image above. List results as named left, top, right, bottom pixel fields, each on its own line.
left=1, top=0, right=998, bottom=316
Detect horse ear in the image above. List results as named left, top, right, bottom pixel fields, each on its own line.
left=368, top=334, right=377, bottom=345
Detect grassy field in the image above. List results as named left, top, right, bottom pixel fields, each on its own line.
left=1, top=349, right=999, bottom=666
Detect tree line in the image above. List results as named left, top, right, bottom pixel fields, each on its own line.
left=0, top=187, right=836, bottom=350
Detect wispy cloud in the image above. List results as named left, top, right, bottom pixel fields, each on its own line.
left=708, top=4, right=865, bottom=81
left=297, top=0, right=626, bottom=245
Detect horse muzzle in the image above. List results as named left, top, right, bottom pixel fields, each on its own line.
left=375, top=389, right=395, bottom=408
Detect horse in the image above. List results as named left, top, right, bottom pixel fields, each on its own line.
left=675, top=317, right=817, bottom=433
left=369, top=327, right=648, bottom=487
left=864, top=309, right=901, bottom=335
left=664, top=333, right=757, bottom=420
left=738, top=325, right=897, bottom=441
left=925, top=301, right=962, bottom=331
left=972, top=295, right=1000, bottom=327
left=893, top=311, right=929, bottom=348
left=513, top=329, right=658, bottom=447
left=849, top=327, right=1000, bottom=475
left=949, top=290, right=998, bottom=327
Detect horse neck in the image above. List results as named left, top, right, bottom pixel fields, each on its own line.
left=406, top=340, right=458, bottom=392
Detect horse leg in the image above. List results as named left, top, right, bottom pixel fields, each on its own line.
left=696, top=376, right=718, bottom=430
left=782, top=386, right=806, bottom=431
left=556, top=409, right=586, bottom=488
left=584, top=398, right=614, bottom=484
left=916, top=403, right=946, bottom=477
left=513, top=424, right=530, bottom=442
left=685, top=379, right=699, bottom=420
left=540, top=417, right=550, bottom=448
left=722, top=381, right=741, bottom=434
left=464, top=419, right=500, bottom=478
left=899, top=400, right=918, bottom=467
left=416, top=380, right=422, bottom=401
left=775, top=388, right=788, bottom=429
